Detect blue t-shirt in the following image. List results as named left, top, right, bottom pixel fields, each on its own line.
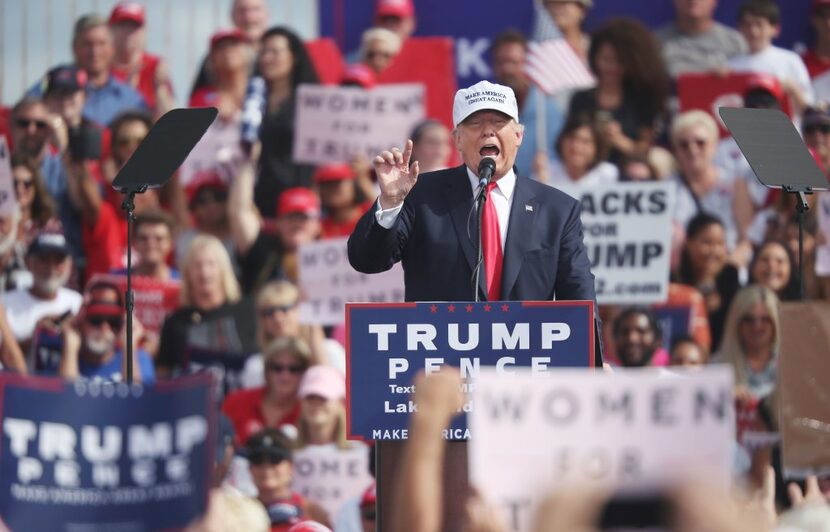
left=27, top=74, right=147, bottom=127
left=78, top=348, right=155, bottom=384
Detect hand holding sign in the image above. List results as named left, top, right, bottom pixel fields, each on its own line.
left=376, top=139, right=419, bottom=209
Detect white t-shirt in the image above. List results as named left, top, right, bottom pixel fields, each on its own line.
left=3, top=287, right=82, bottom=342
left=543, top=159, right=619, bottom=193
left=671, top=169, right=741, bottom=250
left=714, top=137, right=770, bottom=207
left=728, top=45, right=815, bottom=106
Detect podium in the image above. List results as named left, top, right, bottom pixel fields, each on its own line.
left=346, top=300, right=596, bottom=530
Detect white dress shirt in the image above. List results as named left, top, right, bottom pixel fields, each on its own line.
left=375, top=166, right=516, bottom=250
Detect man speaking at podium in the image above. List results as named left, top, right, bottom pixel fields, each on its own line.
left=348, top=80, right=602, bottom=364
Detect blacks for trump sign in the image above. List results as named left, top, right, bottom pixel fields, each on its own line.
left=293, top=83, right=425, bottom=165
left=558, top=182, right=676, bottom=305
left=0, top=373, right=214, bottom=531
left=346, top=301, right=594, bottom=440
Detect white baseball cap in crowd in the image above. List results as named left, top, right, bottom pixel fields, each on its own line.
left=452, top=80, right=519, bottom=128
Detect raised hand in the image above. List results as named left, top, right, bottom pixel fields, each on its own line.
left=375, top=139, right=420, bottom=209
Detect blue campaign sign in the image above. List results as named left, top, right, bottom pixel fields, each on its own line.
left=346, top=300, right=594, bottom=440
left=0, top=373, right=215, bottom=532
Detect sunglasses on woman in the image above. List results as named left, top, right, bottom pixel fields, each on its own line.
left=266, top=363, right=305, bottom=375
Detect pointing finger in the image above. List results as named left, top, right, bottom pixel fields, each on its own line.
left=402, top=139, right=414, bottom=167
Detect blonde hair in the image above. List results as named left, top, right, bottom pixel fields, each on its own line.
left=256, top=280, right=300, bottom=347
left=717, top=284, right=781, bottom=387
left=360, top=27, right=402, bottom=58
left=262, top=336, right=311, bottom=366
left=179, top=234, right=241, bottom=306
left=670, top=110, right=719, bottom=146
left=295, top=398, right=350, bottom=451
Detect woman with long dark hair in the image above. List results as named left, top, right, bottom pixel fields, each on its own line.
left=254, top=26, right=319, bottom=217
left=676, top=213, right=740, bottom=351
left=566, top=17, right=669, bottom=162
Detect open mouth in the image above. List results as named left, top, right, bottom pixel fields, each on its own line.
left=479, top=144, right=500, bottom=157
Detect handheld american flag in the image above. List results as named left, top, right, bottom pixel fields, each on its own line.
left=525, top=38, right=595, bottom=96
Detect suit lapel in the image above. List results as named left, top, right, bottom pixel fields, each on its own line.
left=502, top=177, right=539, bottom=298
left=447, top=166, right=486, bottom=298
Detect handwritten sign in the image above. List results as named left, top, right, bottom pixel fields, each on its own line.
left=293, top=84, right=425, bottom=165
left=298, top=237, right=404, bottom=326
left=291, top=444, right=373, bottom=519
left=558, top=182, right=676, bottom=305
left=469, top=366, right=735, bottom=532
left=0, top=136, right=17, bottom=216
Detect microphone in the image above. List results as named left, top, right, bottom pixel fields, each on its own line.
left=478, top=157, right=496, bottom=188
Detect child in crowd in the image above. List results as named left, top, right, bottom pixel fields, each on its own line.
left=728, top=0, right=814, bottom=114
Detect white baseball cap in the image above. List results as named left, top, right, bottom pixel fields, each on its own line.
left=452, top=80, right=519, bottom=128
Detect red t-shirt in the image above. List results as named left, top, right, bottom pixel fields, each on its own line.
left=801, top=49, right=830, bottom=79
left=111, top=53, right=169, bottom=112
left=82, top=201, right=127, bottom=284
left=222, top=387, right=301, bottom=445
left=321, top=201, right=374, bottom=239
left=189, top=87, right=219, bottom=109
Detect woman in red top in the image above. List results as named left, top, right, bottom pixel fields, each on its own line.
left=244, top=428, right=330, bottom=531
left=314, top=164, right=373, bottom=240
left=223, top=336, right=311, bottom=444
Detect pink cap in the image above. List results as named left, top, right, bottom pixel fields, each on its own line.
left=376, top=0, right=415, bottom=19
left=210, top=28, right=248, bottom=50
left=109, top=2, right=145, bottom=26
left=298, top=366, right=346, bottom=400
left=276, top=187, right=321, bottom=217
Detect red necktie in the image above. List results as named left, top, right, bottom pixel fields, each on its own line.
left=482, top=181, right=503, bottom=301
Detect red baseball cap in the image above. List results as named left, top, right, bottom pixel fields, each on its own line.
left=277, top=188, right=321, bottom=217
left=185, top=170, right=228, bottom=208
left=210, top=28, right=248, bottom=50
left=313, top=164, right=355, bottom=183
left=109, top=2, right=145, bottom=26
left=341, top=63, right=377, bottom=89
left=376, top=0, right=415, bottom=19
left=743, top=73, right=784, bottom=102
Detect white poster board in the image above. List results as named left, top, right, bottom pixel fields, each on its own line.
left=298, top=237, right=405, bottom=325
left=177, top=116, right=244, bottom=188
left=291, top=444, right=373, bottom=520
left=293, top=83, right=425, bottom=165
left=0, top=136, right=17, bottom=216
left=815, top=191, right=830, bottom=276
left=469, top=366, right=735, bottom=532
left=558, top=181, right=676, bottom=305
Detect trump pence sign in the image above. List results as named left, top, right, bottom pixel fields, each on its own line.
left=346, top=301, right=594, bottom=440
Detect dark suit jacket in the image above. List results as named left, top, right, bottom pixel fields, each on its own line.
left=348, top=165, right=603, bottom=363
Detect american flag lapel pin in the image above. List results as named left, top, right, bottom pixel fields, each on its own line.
left=525, top=204, right=533, bottom=212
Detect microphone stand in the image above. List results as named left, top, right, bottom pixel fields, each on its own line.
left=472, top=177, right=489, bottom=302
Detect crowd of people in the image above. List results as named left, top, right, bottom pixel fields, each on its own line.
left=0, top=0, right=830, bottom=529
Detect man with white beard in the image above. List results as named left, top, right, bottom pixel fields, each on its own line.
left=57, top=281, right=155, bottom=383
left=2, top=232, right=82, bottom=370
